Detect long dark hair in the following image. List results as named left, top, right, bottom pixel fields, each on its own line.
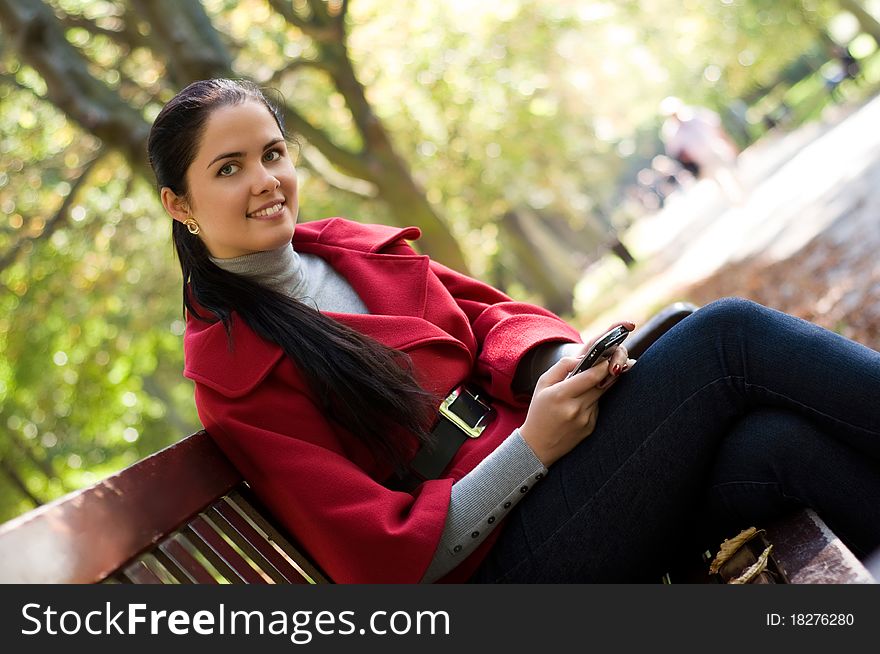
left=148, top=79, right=436, bottom=472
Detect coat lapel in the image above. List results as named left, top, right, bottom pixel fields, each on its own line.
left=294, top=219, right=474, bottom=353
left=295, top=218, right=429, bottom=318
left=318, top=248, right=430, bottom=319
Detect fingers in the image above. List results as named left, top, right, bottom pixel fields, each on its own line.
left=536, top=356, right=599, bottom=396
left=609, top=319, right=637, bottom=333
left=540, top=346, right=637, bottom=396
left=596, top=352, right=637, bottom=390
left=557, top=357, right=609, bottom=393
left=565, top=344, right=630, bottom=391
left=607, top=345, right=629, bottom=376
left=540, top=355, right=583, bottom=386
left=584, top=320, right=637, bottom=350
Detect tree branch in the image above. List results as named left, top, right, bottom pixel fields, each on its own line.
left=7, top=431, right=65, bottom=492
left=306, top=0, right=333, bottom=24
left=38, top=11, right=159, bottom=105
left=59, top=12, right=151, bottom=50
left=0, top=456, right=45, bottom=507
left=298, top=143, right=377, bottom=198
left=0, top=0, right=151, bottom=172
left=0, top=150, right=104, bottom=275
left=267, top=0, right=341, bottom=43
left=127, top=0, right=233, bottom=86
left=280, top=104, right=373, bottom=180
left=261, top=56, right=336, bottom=86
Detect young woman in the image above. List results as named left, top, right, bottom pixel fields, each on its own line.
left=148, top=78, right=880, bottom=583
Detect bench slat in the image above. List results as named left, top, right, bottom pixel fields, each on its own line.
left=204, top=505, right=289, bottom=584
left=184, top=517, right=267, bottom=584
left=150, top=547, right=193, bottom=584
left=121, top=559, right=164, bottom=584
left=229, top=488, right=329, bottom=584
left=157, top=536, right=219, bottom=584
left=212, top=500, right=308, bottom=584
left=151, top=538, right=197, bottom=584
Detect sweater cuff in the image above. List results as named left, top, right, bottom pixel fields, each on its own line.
left=442, top=429, right=548, bottom=559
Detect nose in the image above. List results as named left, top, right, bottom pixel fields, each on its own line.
left=252, top=166, right=280, bottom=195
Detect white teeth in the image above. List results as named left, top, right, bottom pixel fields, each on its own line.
left=249, top=202, right=283, bottom=217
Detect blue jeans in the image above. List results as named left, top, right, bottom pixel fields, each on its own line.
left=471, top=298, right=880, bottom=582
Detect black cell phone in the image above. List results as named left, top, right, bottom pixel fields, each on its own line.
left=565, top=325, right=632, bottom=379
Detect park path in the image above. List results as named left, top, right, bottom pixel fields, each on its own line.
left=577, top=93, right=880, bottom=350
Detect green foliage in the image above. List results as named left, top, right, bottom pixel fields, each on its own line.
left=0, top=84, right=199, bottom=522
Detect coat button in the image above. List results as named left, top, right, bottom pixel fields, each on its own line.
left=519, top=485, right=529, bottom=493
left=535, top=473, right=544, bottom=481
left=453, top=545, right=462, bottom=553
left=471, top=531, right=480, bottom=538
left=487, top=516, right=495, bottom=524
left=503, top=501, right=512, bottom=509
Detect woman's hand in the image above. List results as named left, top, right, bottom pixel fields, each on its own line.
left=518, top=321, right=635, bottom=467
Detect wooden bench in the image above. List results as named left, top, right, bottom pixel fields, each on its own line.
left=0, top=430, right=328, bottom=584
left=0, top=303, right=874, bottom=584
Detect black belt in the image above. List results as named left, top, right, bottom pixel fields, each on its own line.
left=389, top=386, right=495, bottom=492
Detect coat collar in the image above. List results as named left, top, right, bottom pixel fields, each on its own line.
left=294, top=218, right=429, bottom=319
left=184, top=218, right=470, bottom=397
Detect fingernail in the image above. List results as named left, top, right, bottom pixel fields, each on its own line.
left=621, top=363, right=629, bottom=371
left=612, top=364, right=621, bottom=375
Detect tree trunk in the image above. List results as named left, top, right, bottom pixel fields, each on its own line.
left=498, top=210, right=579, bottom=316
left=128, top=0, right=233, bottom=85
left=318, top=39, right=469, bottom=271
left=608, top=235, right=637, bottom=267
left=375, top=167, right=469, bottom=270
left=0, top=0, right=470, bottom=273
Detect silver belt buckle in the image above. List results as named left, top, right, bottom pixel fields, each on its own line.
left=438, top=386, right=493, bottom=438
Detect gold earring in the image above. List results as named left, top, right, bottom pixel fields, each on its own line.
left=184, top=218, right=200, bottom=235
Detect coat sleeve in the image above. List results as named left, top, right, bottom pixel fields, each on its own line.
left=194, top=370, right=453, bottom=584
left=428, top=260, right=582, bottom=405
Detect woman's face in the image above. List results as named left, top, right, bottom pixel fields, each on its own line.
left=164, top=100, right=299, bottom=259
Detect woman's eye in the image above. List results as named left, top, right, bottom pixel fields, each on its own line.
left=264, top=149, right=282, bottom=162
left=218, top=162, right=239, bottom=176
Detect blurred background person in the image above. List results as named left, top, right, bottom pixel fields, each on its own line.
left=822, top=43, right=862, bottom=103
left=659, top=96, right=745, bottom=204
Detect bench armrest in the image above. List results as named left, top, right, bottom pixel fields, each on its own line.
left=626, top=302, right=699, bottom=359
left=513, top=302, right=699, bottom=397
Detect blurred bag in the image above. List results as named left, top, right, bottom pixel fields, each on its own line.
left=708, top=527, right=788, bottom=584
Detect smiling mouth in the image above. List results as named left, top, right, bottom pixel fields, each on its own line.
left=248, top=202, right=285, bottom=218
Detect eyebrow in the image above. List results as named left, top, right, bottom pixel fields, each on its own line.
left=206, top=138, right=285, bottom=169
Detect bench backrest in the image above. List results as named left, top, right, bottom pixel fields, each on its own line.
left=0, top=431, right=328, bottom=584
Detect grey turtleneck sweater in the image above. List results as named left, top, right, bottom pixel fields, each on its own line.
left=211, top=243, right=547, bottom=583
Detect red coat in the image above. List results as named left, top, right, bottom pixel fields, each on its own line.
left=184, top=218, right=581, bottom=582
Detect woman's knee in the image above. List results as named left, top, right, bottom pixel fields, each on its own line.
left=697, top=297, right=763, bottom=325
left=678, top=297, right=768, bottom=342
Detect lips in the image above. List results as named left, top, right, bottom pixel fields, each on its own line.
left=247, top=200, right=285, bottom=218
